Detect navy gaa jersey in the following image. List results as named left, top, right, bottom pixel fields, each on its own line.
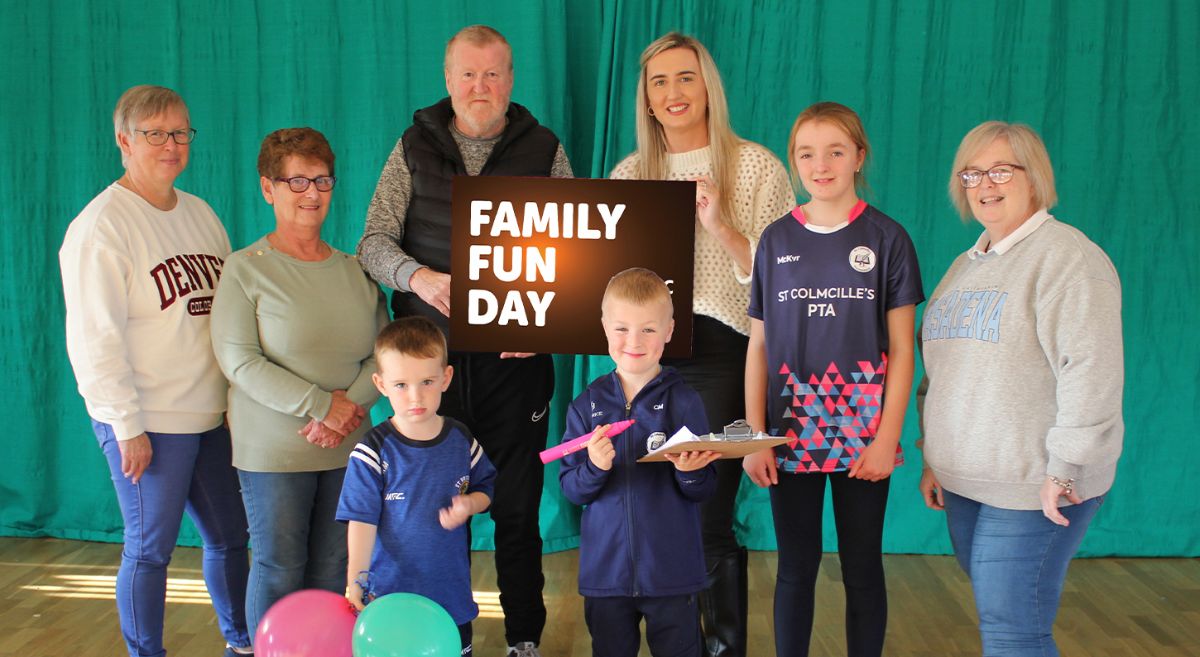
left=336, top=417, right=496, bottom=624
left=748, top=201, right=924, bottom=473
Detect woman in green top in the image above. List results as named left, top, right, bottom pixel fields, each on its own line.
left=210, top=127, right=388, bottom=643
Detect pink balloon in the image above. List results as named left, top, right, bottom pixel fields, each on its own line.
left=254, top=589, right=356, bottom=657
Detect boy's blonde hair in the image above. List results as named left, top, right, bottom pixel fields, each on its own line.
left=602, top=268, right=673, bottom=316
left=374, top=316, right=448, bottom=366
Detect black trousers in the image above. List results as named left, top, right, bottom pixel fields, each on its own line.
left=769, top=471, right=890, bottom=657
left=442, top=351, right=554, bottom=646
left=458, top=622, right=473, bottom=656
left=663, top=315, right=749, bottom=561
left=585, top=594, right=703, bottom=657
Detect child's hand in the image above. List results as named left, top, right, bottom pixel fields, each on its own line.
left=847, top=440, right=895, bottom=482
left=743, top=448, right=778, bottom=487
left=439, top=494, right=475, bottom=530
left=345, top=581, right=367, bottom=612
left=664, top=450, right=719, bottom=472
left=587, top=425, right=616, bottom=471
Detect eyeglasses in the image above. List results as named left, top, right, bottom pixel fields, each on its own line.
left=957, top=164, right=1025, bottom=188
left=273, top=176, right=337, bottom=193
left=134, top=128, right=197, bottom=146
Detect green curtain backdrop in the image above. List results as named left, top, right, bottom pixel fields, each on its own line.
left=3, top=0, right=1197, bottom=557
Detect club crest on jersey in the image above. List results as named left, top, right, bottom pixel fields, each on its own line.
left=849, top=246, right=876, bottom=273
left=455, top=475, right=470, bottom=495
left=646, top=432, right=667, bottom=452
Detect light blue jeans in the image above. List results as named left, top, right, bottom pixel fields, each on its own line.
left=943, top=489, right=1103, bottom=657
left=93, top=420, right=251, bottom=657
left=237, top=468, right=348, bottom=642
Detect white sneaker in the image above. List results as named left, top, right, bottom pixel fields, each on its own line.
left=506, top=642, right=541, bottom=657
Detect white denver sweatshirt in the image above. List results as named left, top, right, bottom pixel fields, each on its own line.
left=60, top=183, right=231, bottom=441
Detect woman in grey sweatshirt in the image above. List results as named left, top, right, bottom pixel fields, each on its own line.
left=917, top=121, right=1123, bottom=657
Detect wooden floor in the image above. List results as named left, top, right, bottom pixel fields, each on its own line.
left=1, top=538, right=1197, bottom=656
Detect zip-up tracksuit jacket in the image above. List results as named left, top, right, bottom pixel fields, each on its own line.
left=559, top=367, right=716, bottom=598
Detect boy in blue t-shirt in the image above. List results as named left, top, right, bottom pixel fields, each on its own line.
left=559, top=267, right=720, bottom=657
left=337, top=316, right=496, bottom=656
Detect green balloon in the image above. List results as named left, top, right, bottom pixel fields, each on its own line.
left=352, top=592, right=461, bottom=657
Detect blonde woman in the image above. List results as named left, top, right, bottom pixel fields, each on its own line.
left=918, top=121, right=1123, bottom=656
left=609, top=32, right=794, bottom=657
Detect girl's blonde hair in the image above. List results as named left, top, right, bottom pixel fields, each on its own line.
left=786, top=101, right=871, bottom=198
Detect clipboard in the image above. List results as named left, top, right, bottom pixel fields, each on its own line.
left=637, top=421, right=791, bottom=463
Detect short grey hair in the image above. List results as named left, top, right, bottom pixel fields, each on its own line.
left=949, top=121, right=1057, bottom=220
left=113, top=85, right=189, bottom=139
left=444, top=25, right=512, bottom=71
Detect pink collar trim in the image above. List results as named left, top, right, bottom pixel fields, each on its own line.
left=791, top=199, right=868, bottom=226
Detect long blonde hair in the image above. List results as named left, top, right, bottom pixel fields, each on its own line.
left=633, top=33, right=740, bottom=222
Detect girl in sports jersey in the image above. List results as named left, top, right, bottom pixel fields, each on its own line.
left=742, top=102, right=924, bottom=657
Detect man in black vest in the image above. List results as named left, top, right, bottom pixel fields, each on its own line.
left=357, top=25, right=571, bottom=657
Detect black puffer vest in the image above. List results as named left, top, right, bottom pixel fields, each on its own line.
left=395, top=98, right=560, bottom=326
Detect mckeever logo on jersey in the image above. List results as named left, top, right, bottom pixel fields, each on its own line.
left=922, top=288, right=1007, bottom=343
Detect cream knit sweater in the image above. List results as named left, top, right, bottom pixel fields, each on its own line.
left=610, top=141, right=794, bottom=335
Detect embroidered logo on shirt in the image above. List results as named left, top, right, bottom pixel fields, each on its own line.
left=849, top=246, right=876, bottom=273
left=384, top=492, right=406, bottom=501
left=776, top=254, right=803, bottom=265
left=531, top=405, right=548, bottom=422
left=653, top=402, right=664, bottom=410
left=455, top=476, right=471, bottom=495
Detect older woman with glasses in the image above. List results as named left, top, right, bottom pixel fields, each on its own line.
left=917, top=121, right=1124, bottom=656
left=60, top=85, right=253, bottom=657
left=210, top=127, right=387, bottom=645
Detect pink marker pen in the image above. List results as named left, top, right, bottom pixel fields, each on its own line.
left=539, top=418, right=637, bottom=464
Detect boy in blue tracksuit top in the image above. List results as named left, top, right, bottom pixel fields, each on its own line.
left=560, top=267, right=720, bottom=657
